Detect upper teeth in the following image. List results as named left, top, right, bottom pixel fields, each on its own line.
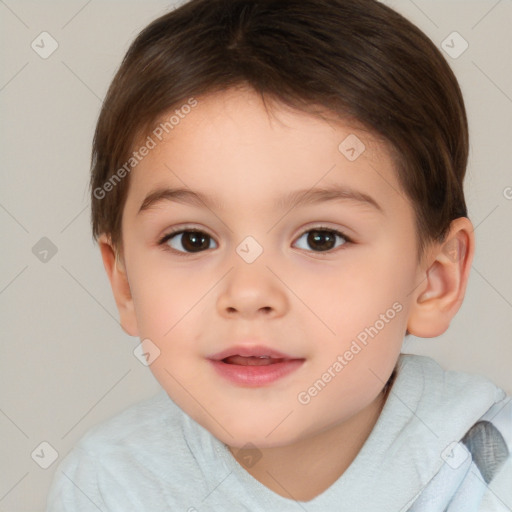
left=258, top=355, right=271, bottom=358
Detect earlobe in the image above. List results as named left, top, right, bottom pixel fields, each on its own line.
left=98, top=234, right=139, bottom=337
left=407, top=218, right=475, bottom=338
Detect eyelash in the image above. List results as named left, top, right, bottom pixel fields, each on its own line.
left=157, top=225, right=353, bottom=257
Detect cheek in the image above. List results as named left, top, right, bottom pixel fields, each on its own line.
left=316, top=250, right=413, bottom=334
left=305, top=248, right=413, bottom=386
left=127, top=254, right=204, bottom=341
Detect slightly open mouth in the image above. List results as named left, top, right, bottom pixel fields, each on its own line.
left=210, top=355, right=305, bottom=386
left=222, top=355, right=286, bottom=366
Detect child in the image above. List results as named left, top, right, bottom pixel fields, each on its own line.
left=47, top=0, right=511, bottom=510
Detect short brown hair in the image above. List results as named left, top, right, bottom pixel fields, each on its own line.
left=90, top=0, right=469, bottom=261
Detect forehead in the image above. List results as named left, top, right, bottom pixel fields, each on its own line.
left=125, top=88, right=407, bottom=216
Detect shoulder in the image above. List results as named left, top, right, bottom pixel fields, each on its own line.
left=46, top=390, right=184, bottom=511
left=391, top=355, right=512, bottom=511
left=69, top=389, right=190, bottom=469
left=462, top=396, right=512, bottom=480
left=77, top=389, right=180, bottom=451
left=396, top=353, right=501, bottom=390
left=395, top=354, right=505, bottom=410
left=408, top=355, right=512, bottom=511
left=465, top=395, right=512, bottom=510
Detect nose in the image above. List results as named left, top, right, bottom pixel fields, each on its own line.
left=216, top=261, right=288, bottom=320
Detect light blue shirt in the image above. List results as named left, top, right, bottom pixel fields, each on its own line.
left=47, top=354, right=512, bottom=511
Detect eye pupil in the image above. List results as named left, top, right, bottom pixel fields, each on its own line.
left=182, top=232, right=210, bottom=252
left=308, top=230, right=336, bottom=251
left=163, top=227, right=347, bottom=255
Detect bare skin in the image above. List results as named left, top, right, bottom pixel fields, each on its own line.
left=99, top=87, right=474, bottom=501
left=230, top=387, right=388, bottom=500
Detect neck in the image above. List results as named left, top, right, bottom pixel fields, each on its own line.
left=228, top=387, right=388, bottom=502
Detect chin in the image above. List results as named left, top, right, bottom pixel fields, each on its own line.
left=209, top=419, right=309, bottom=451
left=223, top=435, right=294, bottom=451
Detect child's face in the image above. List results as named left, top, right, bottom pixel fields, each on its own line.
left=116, top=87, right=426, bottom=448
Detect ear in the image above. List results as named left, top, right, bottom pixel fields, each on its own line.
left=407, top=217, right=475, bottom=338
left=98, top=234, right=139, bottom=337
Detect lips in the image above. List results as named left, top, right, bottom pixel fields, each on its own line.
left=222, top=355, right=283, bottom=366
left=208, top=344, right=305, bottom=386
left=208, top=345, right=299, bottom=364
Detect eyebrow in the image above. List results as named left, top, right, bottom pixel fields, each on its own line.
left=137, top=184, right=383, bottom=215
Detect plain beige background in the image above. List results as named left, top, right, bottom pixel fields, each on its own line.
left=0, top=0, right=511, bottom=510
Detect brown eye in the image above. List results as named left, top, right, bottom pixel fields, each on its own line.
left=294, top=228, right=349, bottom=252
left=160, top=230, right=217, bottom=253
